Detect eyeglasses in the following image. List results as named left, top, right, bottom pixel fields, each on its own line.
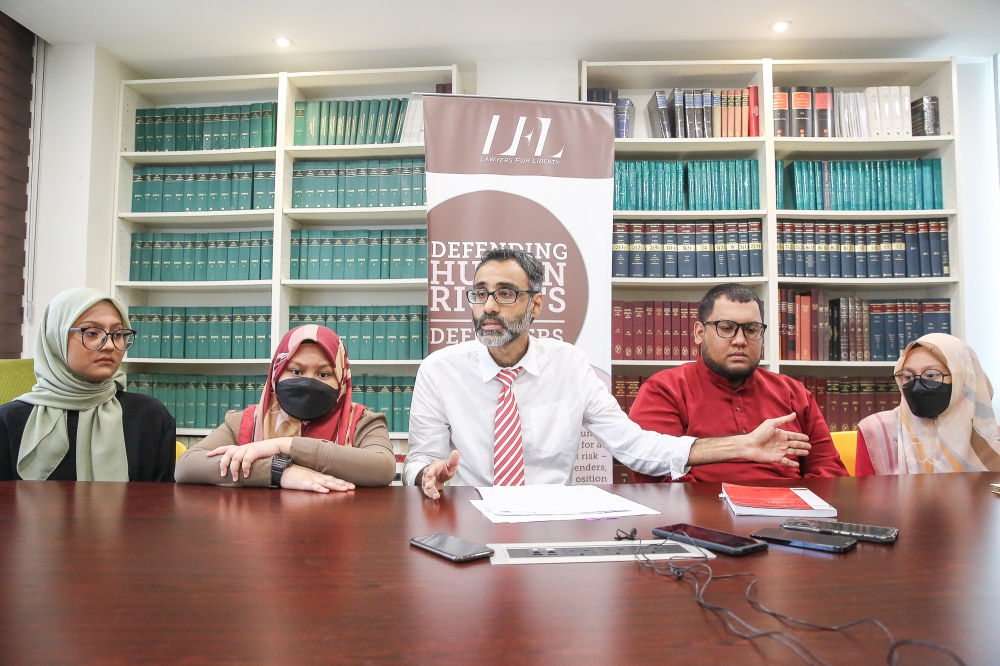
left=703, top=320, right=766, bottom=341
left=894, top=369, right=951, bottom=389
left=68, top=327, right=136, bottom=351
left=466, top=288, right=538, bottom=305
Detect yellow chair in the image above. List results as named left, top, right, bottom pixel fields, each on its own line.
left=831, top=430, right=858, bottom=476
left=176, top=441, right=187, bottom=462
left=0, top=358, right=35, bottom=405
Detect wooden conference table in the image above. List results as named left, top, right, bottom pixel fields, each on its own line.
left=0, top=474, right=997, bottom=665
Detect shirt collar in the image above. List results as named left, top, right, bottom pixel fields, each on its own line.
left=695, top=352, right=758, bottom=391
left=476, top=336, right=540, bottom=383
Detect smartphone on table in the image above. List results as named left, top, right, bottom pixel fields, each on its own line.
left=750, top=528, right=856, bottom=553
left=780, top=518, right=898, bottom=543
left=652, top=523, right=768, bottom=556
left=410, top=534, right=494, bottom=563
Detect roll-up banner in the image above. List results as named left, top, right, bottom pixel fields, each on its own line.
left=423, top=94, right=615, bottom=484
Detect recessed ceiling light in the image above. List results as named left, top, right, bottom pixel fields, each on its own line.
left=770, top=21, right=791, bottom=32
left=274, top=37, right=292, bottom=47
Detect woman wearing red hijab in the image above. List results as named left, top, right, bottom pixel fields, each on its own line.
left=175, top=325, right=395, bottom=491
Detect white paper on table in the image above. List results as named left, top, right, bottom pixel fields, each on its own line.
left=469, top=499, right=658, bottom=524
left=473, top=485, right=660, bottom=521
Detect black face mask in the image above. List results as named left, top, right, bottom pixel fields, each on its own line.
left=275, top=377, right=340, bottom=422
left=901, top=379, right=952, bottom=419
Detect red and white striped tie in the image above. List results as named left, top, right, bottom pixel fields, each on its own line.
left=493, top=367, right=525, bottom=486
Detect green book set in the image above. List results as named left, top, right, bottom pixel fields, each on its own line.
left=129, top=231, right=273, bottom=282
left=127, top=374, right=265, bottom=430
left=291, top=159, right=426, bottom=208
left=289, top=228, right=427, bottom=280
left=293, top=97, right=409, bottom=146
left=289, top=306, right=428, bottom=361
left=131, top=163, right=275, bottom=212
left=776, top=158, right=944, bottom=211
left=614, top=159, right=760, bottom=211
left=350, top=376, right=415, bottom=433
left=128, top=306, right=272, bottom=359
left=133, top=104, right=278, bottom=151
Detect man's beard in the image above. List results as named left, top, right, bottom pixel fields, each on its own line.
left=700, top=343, right=760, bottom=383
left=474, top=303, right=533, bottom=347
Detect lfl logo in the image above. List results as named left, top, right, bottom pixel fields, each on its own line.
left=480, top=115, right=564, bottom=163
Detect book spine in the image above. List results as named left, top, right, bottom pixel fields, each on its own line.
left=790, top=87, right=813, bottom=137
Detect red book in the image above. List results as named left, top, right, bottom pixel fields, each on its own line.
left=653, top=301, right=665, bottom=360
left=669, top=301, right=680, bottom=361
left=612, top=375, right=627, bottom=411
left=680, top=302, right=690, bottom=361
left=623, top=305, right=633, bottom=360
left=747, top=85, right=759, bottom=137
left=827, top=379, right=840, bottom=432
left=633, top=300, right=646, bottom=360
left=810, top=289, right=820, bottom=361
left=612, top=300, right=624, bottom=360
left=689, top=301, right=700, bottom=360
left=800, top=293, right=812, bottom=361
left=722, top=484, right=811, bottom=510
left=815, top=378, right=828, bottom=422
left=644, top=301, right=655, bottom=359
left=793, top=294, right=801, bottom=360
left=624, top=376, right=640, bottom=413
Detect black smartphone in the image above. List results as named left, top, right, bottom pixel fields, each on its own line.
left=751, top=527, right=857, bottom=553
left=652, top=523, right=768, bottom=556
left=780, top=518, right=898, bottom=543
left=410, top=534, right=495, bottom=563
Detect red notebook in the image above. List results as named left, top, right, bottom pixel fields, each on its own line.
left=721, top=483, right=837, bottom=517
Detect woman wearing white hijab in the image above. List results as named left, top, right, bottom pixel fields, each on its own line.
left=856, top=333, right=1000, bottom=475
left=0, top=288, right=175, bottom=481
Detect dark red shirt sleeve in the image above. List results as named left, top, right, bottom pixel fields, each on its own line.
left=628, top=373, right=685, bottom=483
left=854, top=430, right=876, bottom=476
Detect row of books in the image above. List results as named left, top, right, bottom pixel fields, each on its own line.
left=773, top=86, right=939, bottom=138
left=776, top=159, right=944, bottom=211
left=291, top=159, right=426, bottom=208
left=128, top=307, right=272, bottom=360
left=794, top=376, right=901, bottom=433
left=289, top=307, right=428, bottom=361
left=612, top=301, right=706, bottom=362
left=778, top=292, right=951, bottom=362
left=127, top=375, right=266, bottom=430
left=351, top=376, right=415, bottom=434
left=133, top=104, right=277, bottom=152
left=613, top=221, right=764, bottom=278
left=645, top=87, right=760, bottom=138
left=129, top=232, right=274, bottom=282
left=776, top=220, right=949, bottom=279
left=611, top=375, right=645, bottom=414
left=130, top=164, right=275, bottom=212
left=289, top=229, right=427, bottom=280
left=293, top=97, right=423, bottom=146
left=614, top=159, right=760, bottom=211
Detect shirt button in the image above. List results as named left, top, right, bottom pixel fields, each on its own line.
left=736, top=407, right=741, bottom=412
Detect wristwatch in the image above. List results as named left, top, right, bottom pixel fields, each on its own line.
left=270, top=453, right=293, bottom=488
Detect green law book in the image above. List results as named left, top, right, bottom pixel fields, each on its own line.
left=355, top=100, right=371, bottom=145
left=150, top=377, right=166, bottom=416
left=261, top=103, right=275, bottom=147
left=306, top=229, right=322, bottom=279
left=148, top=167, right=164, bottom=212
left=289, top=230, right=301, bottom=279
left=343, top=230, right=358, bottom=279
left=205, top=233, right=219, bottom=281
left=239, top=105, right=251, bottom=149
left=375, top=379, right=393, bottom=423
left=288, top=306, right=303, bottom=328
left=394, top=98, right=409, bottom=143
left=207, top=167, right=221, bottom=210
left=134, top=109, right=147, bottom=152
left=373, top=308, right=388, bottom=359
left=314, top=164, right=328, bottom=209
left=385, top=308, right=400, bottom=360
left=160, top=169, right=178, bottom=212
left=392, top=380, right=405, bottom=432
left=367, top=230, right=382, bottom=279
left=237, top=231, right=252, bottom=280
left=217, top=376, right=231, bottom=418
left=261, top=231, right=273, bottom=280
left=326, top=230, right=341, bottom=280
left=389, top=160, right=401, bottom=206
left=171, top=167, right=187, bottom=211
left=192, top=108, right=204, bottom=151
left=220, top=308, right=233, bottom=359
left=336, top=161, right=346, bottom=206
left=184, top=310, right=198, bottom=358
left=294, top=102, right=306, bottom=145
left=389, top=230, right=404, bottom=279
left=196, top=311, right=210, bottom=359
left=160, top=308, right=174, bottom=358
left=249, top=232, right=262, bottom=280
left=401, top=378, right=414, bottom=432
left=355, top=230, right=369, bottom=277
left=365, top=101, right=379, bottom=144
left=228, top=105, right=242, bottom=148
left=304, top=101, right=320, bottom=146
left=195, top=167, right=209, bottom=211
left=364, top=380, right=378, bottom=413
left=932, top=159, right=943, bottom=208
left=367, top=159, right=380, bottom=207
left=182, top=166, right=196, bottom=211
left=249, top=103, right=263, bottom=148
left=170, top=235, right=184, bottom=280
left=256, top=307, right=271, bottom=358
left=302, top=162, right=317, bottom=208
left=248, top=377, right=264, bottom=412
left=129, top=234, right=141, bottom=280
left=347, top=308, right=362, bottom=355
left=243, top=309, right=257, bottom=359
left=348, top=161, right=363, bottom=207
left=152, top=108, right=165, bottom=151
left=171, top=309, right=186, bottom=359
left=226, top=232, right=240, bottom=281
left=413, top=159, right=425, bottom=205
left=231, top=308, right=245, bottom=359
left=380, top=230, right=391, bottom=278
left=200, top=108, right=212, bottom=149
left=230, top=376, right=246, bottom=412
left=348, top=100, right=360, bottom=144
left=335, top=100, right=348, bottom=145
left=403, top=230, right=417, bottom=279
left=319, top=100, right=330, bottom=145
left=131, top=166, right=145, bottom=212
left=207, top=308, right=222, bottom=359
left=158, top=235, right=174, bottom=281
left=253, top=164, right=268, bottom=209
left=217, top=107, right=230, bottom=149
left=206, top=376, right=220, bottom=427
left=174, top=108, right=187, bottom=151
left=373, top=99, right=390, bottom=144
left=210, top=106, right=224, bottom=150
left=229, top=163, right=241, bottom=209
left=150, top=233, right=164, bottom=281
left=291, top=163, right=305, bottom=207
left=415, top=229, right=427, bottom=277
left=195, top=376, right=208, bottom=428
left=358, top=309, right=374, bottom=359
left=383, top=98, right=400, bottom=144
left=218, top=165, right=232, bottom=211
left=409, top=306, right=424, bottom=359
left=138, top=233, right=153, bottom=281
left=181, top=376, right=196, bottom=428
left=148, top=308, right=163, bottom=358
left=131, top=308, right=147, bottom=357
left=163, top=377, right=179, bottom=421
left=400, top=160, right=412, bottom=206
left=334, top=308, right=350, bottom=341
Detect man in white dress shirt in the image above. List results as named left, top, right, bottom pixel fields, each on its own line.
left=405, top=249, right=810, bottom=499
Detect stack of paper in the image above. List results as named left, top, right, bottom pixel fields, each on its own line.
left=721, top=483, right=837, bottom=518
left=470, top=485, right=660, bottom=524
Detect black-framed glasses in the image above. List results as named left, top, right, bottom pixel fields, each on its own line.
left=68, top=327, right=136, bottom=351
left=894, top=369, right=951, bottom=388
left=466, top=288, right=538, bottom=305
left=703, top=320, right=766, bottom=341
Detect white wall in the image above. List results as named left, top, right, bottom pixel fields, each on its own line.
left=956, top=60, right=1000, bottom=412
left=476, top=59, right=579, bottom=101
left=23, top=44, right=134, bottom=356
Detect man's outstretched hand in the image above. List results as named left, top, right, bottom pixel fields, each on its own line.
left=421, top=451, right=460, bottom=499
left=741, top=413, right=811, bottom=468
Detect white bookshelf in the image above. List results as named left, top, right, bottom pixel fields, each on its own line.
left=582, top=57, right=963, bottom=380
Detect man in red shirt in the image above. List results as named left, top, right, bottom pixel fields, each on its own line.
left=629, top=284, right=847, bottom=482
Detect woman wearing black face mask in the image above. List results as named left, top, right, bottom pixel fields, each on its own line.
left=856, top=333, right=1000, bottom=476
left=175, top=325, right=394, bottom=491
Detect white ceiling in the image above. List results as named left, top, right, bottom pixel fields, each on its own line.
left=2, top=0, right=998, bottom=79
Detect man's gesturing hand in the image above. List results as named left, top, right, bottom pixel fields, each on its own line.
left=421, top=451, right=460, bottom=499
left=741, top=413, right=811, bottom=468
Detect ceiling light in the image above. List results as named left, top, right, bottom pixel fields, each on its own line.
left=274, top=37, right=292, bottom=47
left=770, top=21, right=791, bottom=33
